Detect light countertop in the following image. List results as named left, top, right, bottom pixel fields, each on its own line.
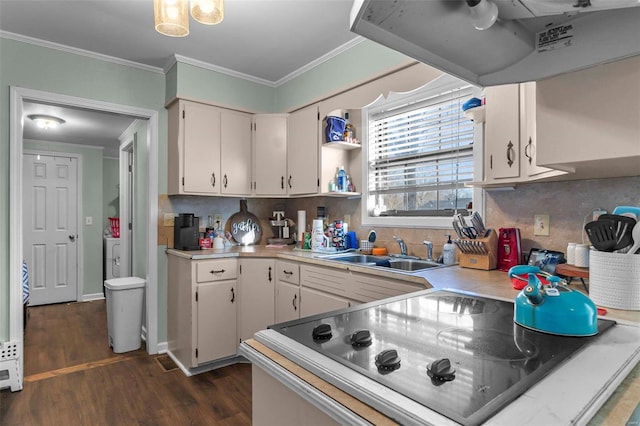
left=167, top=245, right=640, bottom=424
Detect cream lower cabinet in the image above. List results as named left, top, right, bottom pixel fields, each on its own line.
left=238, top=258, right=275, bottom=342
left=252, top=366, right=338, bottom=426
left=300, top=287, right=350, bottom=318
left=167, top=255, right=238, bottom=369
left=275, top=260, right=300, bottom=323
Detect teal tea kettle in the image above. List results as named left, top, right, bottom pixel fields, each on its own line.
left=511, top=265, right=598, bottom=337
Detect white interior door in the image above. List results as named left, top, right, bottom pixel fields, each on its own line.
left=23, top=153, right=79, bottom=306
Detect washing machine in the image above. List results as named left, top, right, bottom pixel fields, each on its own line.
left=104, top=236, right=121, bottom=280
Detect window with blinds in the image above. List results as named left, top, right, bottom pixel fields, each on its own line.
left=367, top=84, right=475, bottom=218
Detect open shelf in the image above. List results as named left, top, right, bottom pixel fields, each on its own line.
left=322, top=141, right=361, bottom=151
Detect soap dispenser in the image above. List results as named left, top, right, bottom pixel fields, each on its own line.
left=443, top=234, right=456, bottom=265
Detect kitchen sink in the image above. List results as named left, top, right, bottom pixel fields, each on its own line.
left=319, top=254, right=390, bottom=265
left=319, top=253, right=445, bottom=272
left=387, top=258, right=442, bottom=271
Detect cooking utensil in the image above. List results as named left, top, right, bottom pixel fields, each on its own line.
left=627, top=221, right=640, bottom=255
left=513, top=267, right=598, bottom=337
left=585, top=219, right=618, bottom=251
left=598, top=214, right=636, bottom=251
left=469, top=212, right=487, bottom=236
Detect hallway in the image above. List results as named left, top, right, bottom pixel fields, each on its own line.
left=0, top=301, right=252, bottom=425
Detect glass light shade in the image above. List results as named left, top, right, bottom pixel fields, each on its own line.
left=191, top=0, right=224, bottom=25
left=28, top=115, right=65, bottom=129
left=154, top=0, right=189, bottom=37
left=467, top=0, right=498, bottom=30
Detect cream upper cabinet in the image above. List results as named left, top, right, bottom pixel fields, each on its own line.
left=168, top=99, right=221, bottom=195
left=253, top=114, right=288, bottom=196
left=167, top=99, right=252, bottom=196
left=220, top=109, right=252, bottom=196
left=536, top=55, right=640, bottom=178
left=483, top=83, right=565, bottom=184
left=287, top=105, right=319, bottom=195
left=237, top=258, right=276, bottom=342
left=484, top=84, right=521, bottom=181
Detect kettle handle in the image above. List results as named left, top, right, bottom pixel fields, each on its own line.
left=508, top=265, right=540, bottom=278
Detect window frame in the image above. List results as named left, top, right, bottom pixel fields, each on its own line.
left=360, top=74, right=484, bottom=229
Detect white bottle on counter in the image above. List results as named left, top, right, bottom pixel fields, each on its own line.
left=566, top=242, right=576, bottom=265
left=443, top=235, right=456, bottom=265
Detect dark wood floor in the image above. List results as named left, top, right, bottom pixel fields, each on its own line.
left=1, top=300, right=252, bottom=425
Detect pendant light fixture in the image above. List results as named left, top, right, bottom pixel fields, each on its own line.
left=154, top=0, right=190, bottom=37
left=191, top=0, right=224, bottom=25
left=28, top=114, right=66, bottom=129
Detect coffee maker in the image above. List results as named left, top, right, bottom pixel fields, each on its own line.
left=174, top=213, right=200, bottom=250
left=267, top=211, right=295, bottom=245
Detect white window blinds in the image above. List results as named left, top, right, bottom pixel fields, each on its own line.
left=368, top=85, right=475, bottom=215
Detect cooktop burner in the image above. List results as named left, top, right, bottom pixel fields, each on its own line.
left=270, top=290, right=615, bottom=426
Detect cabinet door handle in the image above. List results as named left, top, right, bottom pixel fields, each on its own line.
left=288, top=175, right=292, bottom=189
left=230, top=287, right=235, bottom=303
left=268, top=266, right=272, bottom=282
left=506, top=141, right=515, bottom=167
left=210, top=269, right=225, bottom=274
left=223, top=174, right=228, bottom=188
left=211, top=172, right=216, bottom=188
left=292, top=293, right=297, bottom=310
left=490, top=155, right=493, bottom=170
left=524, top=137, right=533, bottom=165
left=281, top=176, right=284, bottom=189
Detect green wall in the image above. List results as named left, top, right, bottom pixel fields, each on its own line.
left=23, top=141, right=105, bottom=297
left=275, top=40, right=413, bottom=112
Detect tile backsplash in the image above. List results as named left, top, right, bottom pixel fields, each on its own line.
left=159, top=175, right=639, bottom=262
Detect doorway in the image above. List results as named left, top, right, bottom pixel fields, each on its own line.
left=9, top=87, right=160, bottom=391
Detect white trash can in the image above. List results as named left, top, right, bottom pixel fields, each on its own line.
left=104, top=277, right=146, bottom=353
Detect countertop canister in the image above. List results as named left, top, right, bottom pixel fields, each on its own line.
left=574, top=244, right=589, bottom=267
left=566, top=243, right=576, bottom=265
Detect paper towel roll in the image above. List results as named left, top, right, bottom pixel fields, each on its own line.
left=297, top=210, right=306, bottom=241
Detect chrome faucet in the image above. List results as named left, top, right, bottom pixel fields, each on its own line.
left=423, top=240, right=434, bottom=261
left=393, top=236, right=407, bottom=256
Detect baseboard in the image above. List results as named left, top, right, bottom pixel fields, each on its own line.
left=166, top=350, right=243, bottom=377
left=82, top=293, right=105, bottom=302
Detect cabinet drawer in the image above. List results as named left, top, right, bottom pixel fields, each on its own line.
left=277, top=260, right=300, bottom=284
left=196, top=259, right=237, bottom=282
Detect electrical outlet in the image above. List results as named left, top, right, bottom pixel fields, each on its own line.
left=534, top=214, right=550, bottom=236
left=214, top=214, right=223, bottom=225
left=163, top=213, right=175, bottom=227
left=85, top=216, right=93, bottom=225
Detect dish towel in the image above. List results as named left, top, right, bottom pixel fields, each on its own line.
left=22, top=260, right=29, bottom=304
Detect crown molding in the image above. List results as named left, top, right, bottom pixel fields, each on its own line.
left=274, top=36, right=365, bottom=86
left=3, top=30, right=365, bottom=87
left=1, top=31, right=164, bottom=74
left=169, top=54, right=277, bottom=87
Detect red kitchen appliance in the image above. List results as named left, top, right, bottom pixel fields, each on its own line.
left=497, top=227, right=521, bottom=272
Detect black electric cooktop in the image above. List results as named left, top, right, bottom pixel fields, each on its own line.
left=270, top=290, right=615, bottom=426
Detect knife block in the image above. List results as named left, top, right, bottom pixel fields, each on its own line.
left=458, top=229, right=498, bottom=270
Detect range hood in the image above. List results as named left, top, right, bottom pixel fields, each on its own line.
left=350, top=0, right=640, bottom=86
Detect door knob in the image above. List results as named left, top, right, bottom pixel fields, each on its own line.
left=69, top=235, right=76, bottom=242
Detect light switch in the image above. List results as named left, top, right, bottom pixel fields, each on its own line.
left=534, top=214, right=550, bottom=236
left=85, top=216, right=93, bottom=225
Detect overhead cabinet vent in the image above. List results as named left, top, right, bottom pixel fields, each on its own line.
left=350, top=0, right=640, bottom=86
